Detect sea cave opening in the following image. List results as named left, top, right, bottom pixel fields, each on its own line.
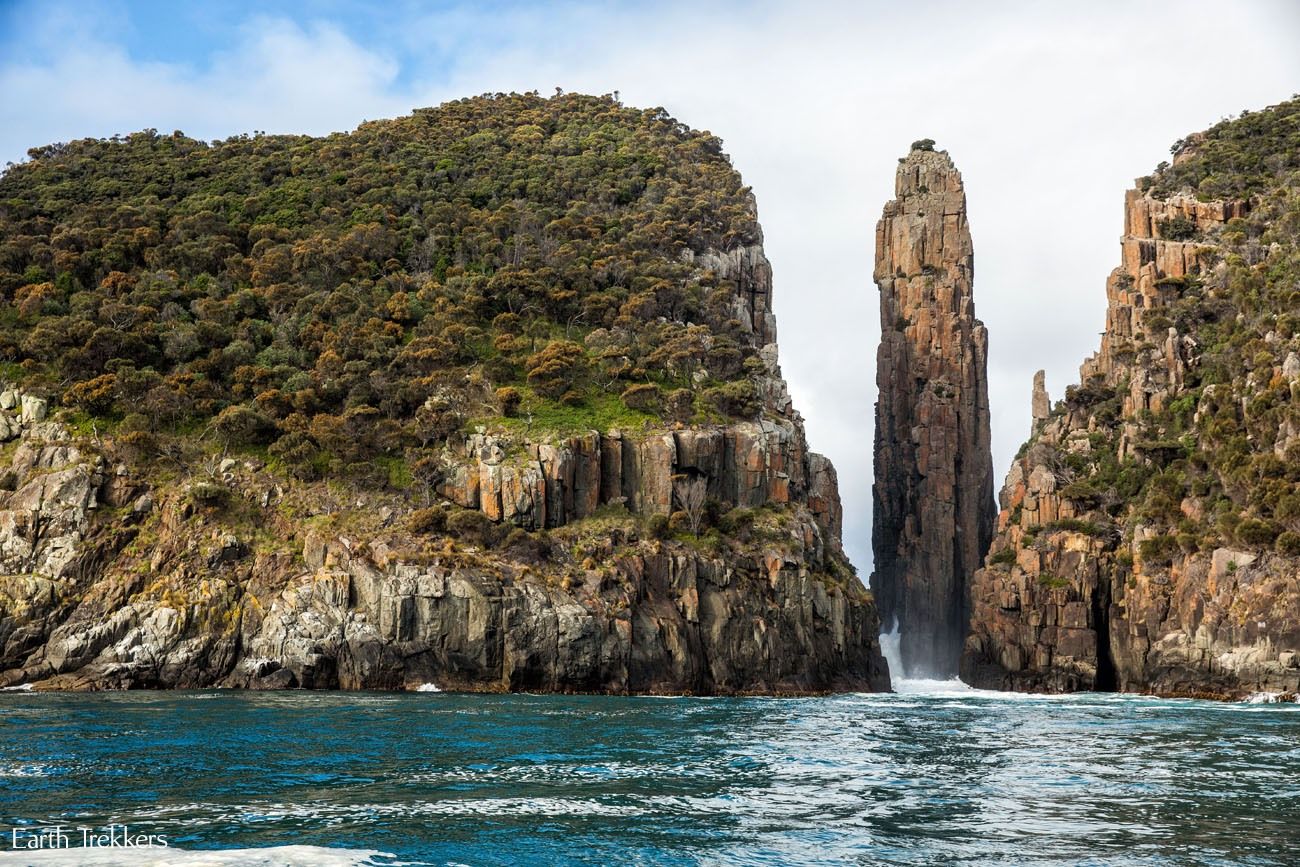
left=1092, top=579, right=1118, bottom=692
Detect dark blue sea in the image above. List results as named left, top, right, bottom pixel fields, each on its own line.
left=1, top=682, right=1297, bottom=865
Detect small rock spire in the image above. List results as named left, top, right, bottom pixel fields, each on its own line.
left=1032, top=370, right=1050, bottom=430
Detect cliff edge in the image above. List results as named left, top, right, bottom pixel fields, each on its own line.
left=0, top=93, right=889, bottom=694
left=963, top=99, right=1300, bottom=698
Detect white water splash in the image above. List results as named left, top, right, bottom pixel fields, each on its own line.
left=414, top=683, right=442, bottom=693
left=879, top=619, right=903, bottom=680
left=880, top=619, right=984, bottom=696
left=1243, top=691, right=1299, bottom=704
left=1, top=683, right=33, bottom=691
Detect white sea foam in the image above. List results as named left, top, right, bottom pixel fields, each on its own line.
left=0, top=763, right=51, bottom=777
left=0, top=844, right=402, bottom=866
left=1243, top=691, right=1299, bottom=704
left=1, top=683, right=33, bottom=691
left=876, top=621, right=983, bottom=695
left=890, top=676, right=978, bottom=696
left=414, top=683, right=441, bottom=693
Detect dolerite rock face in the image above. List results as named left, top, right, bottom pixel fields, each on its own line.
left=962, top=150, right=1300, bottom=699
left=0, top=412, right=888, bottom=695
left=437, top=420, right=813, bottom=530
left=0, top=249, right=890, bottom=696
left=870, top=147, right=995, bottom=676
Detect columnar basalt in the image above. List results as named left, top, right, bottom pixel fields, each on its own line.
left=0, top=94, right=893, bottom=695
left=0, top=370, right=888, bottom=697
left=870, top=146, right=995, bottom=676
left=962, top=101, right=1300, bottom=698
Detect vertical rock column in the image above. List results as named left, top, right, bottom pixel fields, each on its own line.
left=870, top=146, right=995, bottom=677
left=1031, top=370, right=1051, bottom=433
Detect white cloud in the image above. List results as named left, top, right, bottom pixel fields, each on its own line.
left=3, top=0, right=1298, bottom=572
left=0, top=15, right=405, bottom=152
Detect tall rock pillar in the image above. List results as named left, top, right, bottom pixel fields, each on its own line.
left=870, top=145, right=995, bottom=677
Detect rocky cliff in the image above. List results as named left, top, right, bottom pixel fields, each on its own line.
left=0, top=95, right=889, bottom=693
left=0, top=372, right=887, bottom=695
left=870, top=145, right=995, bottom=676
left=963, top=99, right=1300, bottom=698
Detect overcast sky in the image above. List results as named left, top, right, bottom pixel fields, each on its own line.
left=2, top=0, right=1298, bottom=571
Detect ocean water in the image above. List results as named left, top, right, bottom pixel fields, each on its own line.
left=1, top=684, right=1298, bottom=866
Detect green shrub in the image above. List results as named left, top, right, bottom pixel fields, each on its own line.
left=988, top=547, right=1016, bottom=567
left=719, top=507, right=756, bottom=537
left=1236, top=518, right=1280, bottom=547
left=189, top=482, right=231, bottom=508
left=665, top=389, right=694, bottom=423
left=1275, top=531, right=1300, bottom=556
left=119, top=412, right=152, bottom=434
left=704, top=380, right=759, bottom=418
left=647, top=513, right=671, bottom=540
left=1048, top=517, right=1108, bottom=537
left=620, top=383, right=662, bottom=413
left=502, top=527, right=544, bottom=562
left=1157, top=215, right=1196, bottom=241
left=495, top=387, right=522, bottom=417
left=62, top=373, right=117, bottom=416
left=1138, top=535, right=1181, bottom=566
left=117, top=429, right=158, bottom=462
left=446, top=509, right=498, bottom=547
left=407, top=507, right=447, bottom=535
left=525, top=341, right=587, bottom=399
left=269, top=431, right=326, bottom=481
left=210, top=405, right=276, bottom=448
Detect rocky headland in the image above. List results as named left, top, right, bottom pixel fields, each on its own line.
left=0, top=94, right=889, bottom=694
left=962, top=99, right=1300, bottom=699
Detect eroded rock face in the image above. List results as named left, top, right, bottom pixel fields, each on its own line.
left=870, top=147, right=995, bottom=676
left=0, top=247, right=889, bottom=695
left=1031, top=370, right=1051, bottom=430
left=962, top=182, right=1300, bottom=700
left=0, top=420, right=886, bottom=694
left=215, top=529, right=885, bottom=694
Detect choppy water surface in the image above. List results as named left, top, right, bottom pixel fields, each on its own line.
left=1, top=683, right=1297, bottom=865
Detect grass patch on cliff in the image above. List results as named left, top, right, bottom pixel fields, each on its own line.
left=471, top=389, right=661, bottom=437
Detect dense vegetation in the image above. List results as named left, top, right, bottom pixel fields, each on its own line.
left=1056, top=97, right=1300, bottom=560
left=1143, top=94, right=1300, bottom=200
left=0, top=92, right=771, bottom=483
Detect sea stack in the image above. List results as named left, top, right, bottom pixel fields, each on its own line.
left=870, top=143, right=995, bottom=677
